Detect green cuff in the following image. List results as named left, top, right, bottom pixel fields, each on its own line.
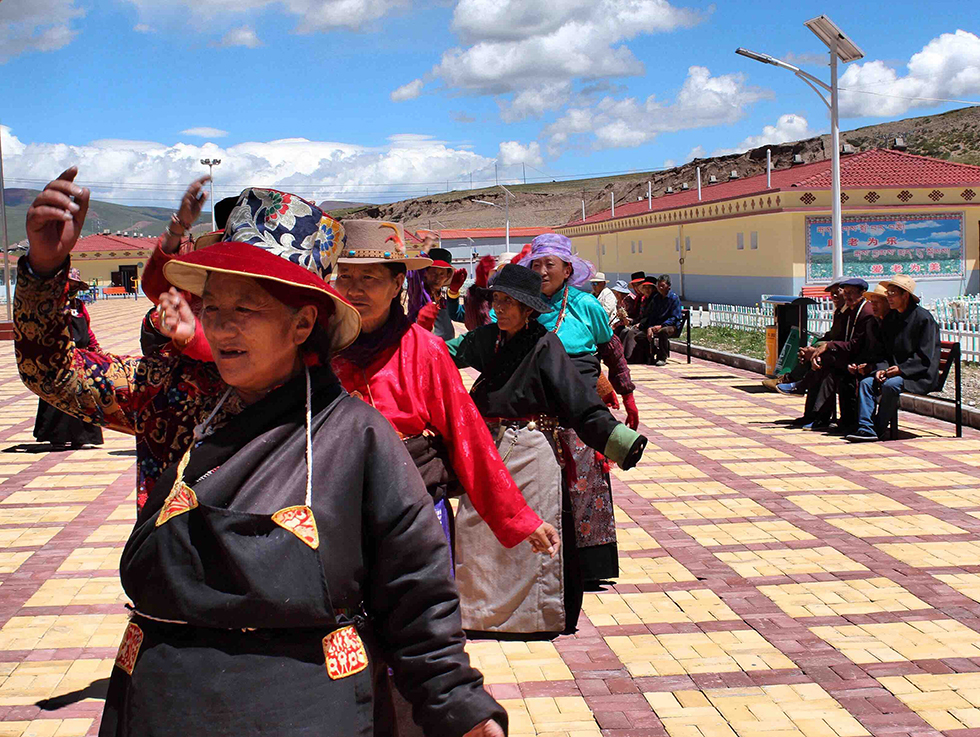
left=604, top=423, right=641, bottom=467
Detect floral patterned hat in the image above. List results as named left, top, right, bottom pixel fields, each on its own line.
left=338, top=220, right=432, bottom=270
left=163, top=188, right=361, bottom=352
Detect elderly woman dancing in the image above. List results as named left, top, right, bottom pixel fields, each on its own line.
left=449, top=264, right=647, bottom=636
left=16, top=169, right=507, bottom=737
left=517, top=234, right=640, bottom=583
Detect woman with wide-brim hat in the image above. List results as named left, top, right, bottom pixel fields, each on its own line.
left=17, top=169, right=509, bottom=737
left=32, top=266, right=104, bottom=449
left=513, top=232, right=640, bottom=584
left=448, top=264, right=647, bottom=636
left=332, top=219, right=559, bottom=560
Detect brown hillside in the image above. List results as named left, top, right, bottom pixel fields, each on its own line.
left=334, top=105, right=980, bottom=231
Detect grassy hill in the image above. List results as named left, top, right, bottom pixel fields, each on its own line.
left=1, top=189, right=213, bottom=246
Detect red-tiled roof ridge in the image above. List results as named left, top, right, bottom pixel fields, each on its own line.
left=73, top=233, right=157, bottom=254
left=437, top=227, right=553, bottom=239
left=793, top=148, right=980, bottom=189
left=565, top=148, right=980, bottom=226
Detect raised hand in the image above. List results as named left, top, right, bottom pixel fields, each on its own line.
left=157, top=288, right=198, bottom=347
left=163, top=175, right=211, bottom=254
left=449, top=268, right=468, bottom=294
left=26, top=167, right=90, bottom=276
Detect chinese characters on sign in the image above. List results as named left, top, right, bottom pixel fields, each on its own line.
left=805, top=213, right=964, bottom=282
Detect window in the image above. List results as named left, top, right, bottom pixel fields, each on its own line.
left=675, top=238, right=680, bottom=252
left=685, top=236, right=691, bottom=252
left=631, top=240, right=636, bottom=254
left=638, top=240, right=643, bottom=253
left=737, top=233, right=744, bottom=250
left=601, top=240, right=606, bottom=255
left=750, top=232, right=758, bottom=250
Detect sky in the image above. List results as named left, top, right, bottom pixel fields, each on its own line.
left=0, top=0, right=978, bottom=208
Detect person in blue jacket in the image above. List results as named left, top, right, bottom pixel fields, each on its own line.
left=641, top=274, right=683, bottom=366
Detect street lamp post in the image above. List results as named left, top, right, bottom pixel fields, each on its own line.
left=474, top=185, right=515, bottom=251
left=200, top=158, right=222, bottom=231
left=735, top=15, right=863, bottom=280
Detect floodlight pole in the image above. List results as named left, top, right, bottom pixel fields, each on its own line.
left=200, top=158, right=222, bottom=231
left=828, top=37, right=843, bottom=280
left=735, top=31, right=860, bottom=280
left=0, top=127, right=9, bottom=321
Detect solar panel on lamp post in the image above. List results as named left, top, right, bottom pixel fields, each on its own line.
left=736, top=15, right=863, bottom=280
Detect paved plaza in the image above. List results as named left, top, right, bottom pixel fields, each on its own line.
left=2, top=298, right=980, bottom=737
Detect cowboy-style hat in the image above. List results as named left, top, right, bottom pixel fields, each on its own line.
left=163, top=188, right=361, bottom=352
left=490, top=264, right=554, bottom=314
left=494, top=251, right=520, bottom=273
left=864, top=284, right=889, bottom=303
left=426, top=247, right=454, bottom=270
left=337, top=219, right=432, bottom=270
left=590, top=271, right=608, bottom=283
left=518, top=233, right=595, bottom=287
left=879, top=274, right=920, bottom=302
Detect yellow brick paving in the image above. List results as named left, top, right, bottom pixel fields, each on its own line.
left=4, top=300, right=980, bottom=735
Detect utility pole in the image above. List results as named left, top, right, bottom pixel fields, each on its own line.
left=494, top=163, right=498, bottom=186
left=0, top=126, right=10, bottom=321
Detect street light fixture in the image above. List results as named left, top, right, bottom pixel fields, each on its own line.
left=735, top=15, right=863, bottom=280
left=200, top=158, right=222, bottom=231
left=474, top=184, right=515, bottom=250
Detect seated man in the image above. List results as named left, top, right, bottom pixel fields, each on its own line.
left=846, top=275, right=940, bottom=442
left=642, top=274, right=683, bottom=366
left=610, top=280, right=631, bottom=329
left=771, top=279, right=845, bottom=393
left=591, top=272, right=617, bottom=323
left=846, top=284, right=890, bottom=382
left=620, top=274, right=656, bottom=362
left=787, top=278, right=874, bottom=430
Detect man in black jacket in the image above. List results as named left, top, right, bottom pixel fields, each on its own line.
left=786, top=279, right=873, bottom=430
left=846, top=275, right=940, bottom=441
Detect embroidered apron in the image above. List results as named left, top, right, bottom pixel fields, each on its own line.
left=100, top=392, right=374, bottom=737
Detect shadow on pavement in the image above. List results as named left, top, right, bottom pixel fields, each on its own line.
left=36, top=678, right=110, bottom=710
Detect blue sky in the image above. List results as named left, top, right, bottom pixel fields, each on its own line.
left=0, top=0, right=977, bottom=206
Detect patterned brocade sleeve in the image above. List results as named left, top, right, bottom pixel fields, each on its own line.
left=15, top=258, right=151, bottom=436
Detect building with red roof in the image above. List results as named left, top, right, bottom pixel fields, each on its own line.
left=70, top=232, right=157, bottom=292
left=557, top=149, right=980, bottom=304
left=427, top=227, right=554, bottom=268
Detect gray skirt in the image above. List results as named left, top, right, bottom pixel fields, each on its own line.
left=455, top=424, right=565, bottom=634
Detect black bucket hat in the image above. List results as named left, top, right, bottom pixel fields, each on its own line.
left=490, top=264, right=554, bottom=314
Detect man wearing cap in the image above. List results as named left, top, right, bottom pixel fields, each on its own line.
left=610, top=280, right=632, bottom=330
left=846, top=275, right=940, bottom=442
left=591, top=272, right=617, bottom=324
left=641, top=274, right=683, bottom=366
left=789, top=278, right=874, bottom=430
left=768, top=280, right=847, bottom=393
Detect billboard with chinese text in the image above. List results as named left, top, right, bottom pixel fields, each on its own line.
left=805, top=213, right=964, bottom=282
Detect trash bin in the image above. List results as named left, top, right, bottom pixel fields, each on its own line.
left=762, top=296, right=817, bottom=379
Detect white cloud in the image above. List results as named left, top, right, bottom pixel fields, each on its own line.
left=181, top=127, right=230, bottom=138
left=709, top=114, right=814, bottom=156
left=839, top=30, right=980, bottom=117
left=396, top=0, right=705, bottom=115
left=544, top=66, right=770, bottom=153
left=685, top=145, right=706, bottom=161
left=0, top=126, right=494, bottom=206
left=497, top=141, right=544, bottom=167
left=0, top=0, right=85, bottom=63
left=662, top=159, right=676, bottom=168
left=390, top=79, right=424, bottom=102
left=124, top=0, right=410, bottom=32
left=133, top=23, right=154, bottom=33
left=218, top=26, right=262, bottom=48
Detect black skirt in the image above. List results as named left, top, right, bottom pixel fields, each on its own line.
left=33, top=399, right=103, bottom=447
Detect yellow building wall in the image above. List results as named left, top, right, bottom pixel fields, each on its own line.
left=72, top=257, right=147, bottom=288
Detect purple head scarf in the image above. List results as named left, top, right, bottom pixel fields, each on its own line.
left=517, top=233, right=595, bottom=288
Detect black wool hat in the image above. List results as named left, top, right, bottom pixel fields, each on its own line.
left=427, top=248, right=454, bottom=268
left=490, top=264, right=555, bottom=314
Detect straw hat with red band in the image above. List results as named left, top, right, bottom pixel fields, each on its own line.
left=162, top=187, right=361, bottom=352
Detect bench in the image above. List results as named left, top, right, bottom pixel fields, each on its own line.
left=103, top=287, right=129, bottom=298
left=889, top=340, right=961, bottom=438
left=800, top=285, right=833, bottom=300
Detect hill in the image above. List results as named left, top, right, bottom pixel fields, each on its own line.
left=1, top=189, right=212, bottom=247
left=343, top=105, right=980, bottom=229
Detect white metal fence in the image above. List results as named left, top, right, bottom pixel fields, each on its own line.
left=694, top=296, right=980, bottom=363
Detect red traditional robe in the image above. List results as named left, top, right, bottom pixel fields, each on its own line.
left=333, top=324, right=542, bottom=549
